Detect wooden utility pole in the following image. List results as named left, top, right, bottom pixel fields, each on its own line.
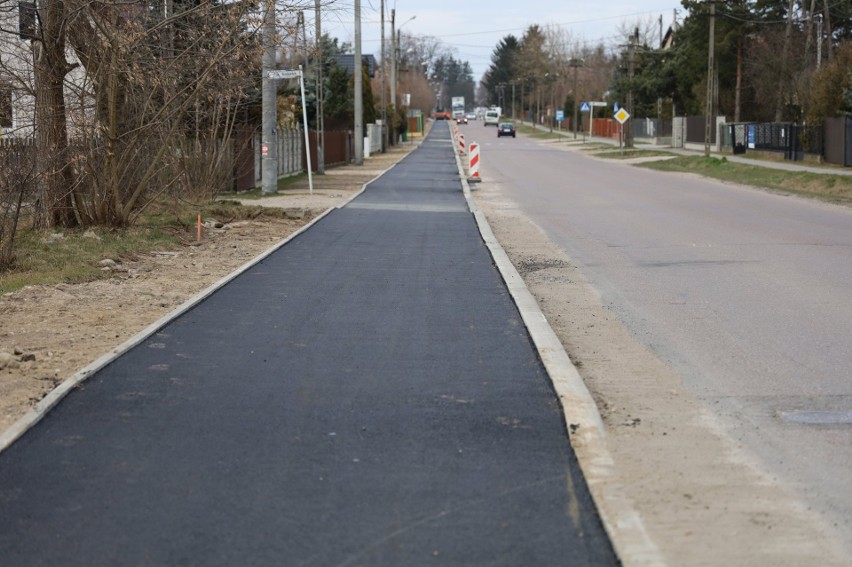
left=704, top=1, right=715, bottom=157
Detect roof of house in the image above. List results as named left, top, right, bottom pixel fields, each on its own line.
left=331, top=54, right=378, bottom=78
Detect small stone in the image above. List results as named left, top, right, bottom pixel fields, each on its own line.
left=285, top=208, right=307, bottom=220
left=83, top=230, right=101, bottom=240
left=0, top=352, right=13, bottom=369
left=20, top=352, right=36, bottom=362
left=98, top=259, right=117, bottom=268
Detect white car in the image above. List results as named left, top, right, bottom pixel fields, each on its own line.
left=484, top=110, right=500, bottom=126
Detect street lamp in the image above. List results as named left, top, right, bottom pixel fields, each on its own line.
left=568, top=58, right=584, bottom=139
left=390, top=11, right=415, bottom=144
left=545, top=72, right=559, bottom=133
left=391, top=12, right=415, bottom=109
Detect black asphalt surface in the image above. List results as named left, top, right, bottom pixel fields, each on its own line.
left=0, top=122, right=618, bottom=566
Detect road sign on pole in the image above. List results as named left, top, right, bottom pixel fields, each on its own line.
left=580, top=102, right=591, bottom=113
left=263, top=67, right=313, bottom=194
left=614, top=108, right=630, bottom=155
left=265, top=69, right=302, bottom=80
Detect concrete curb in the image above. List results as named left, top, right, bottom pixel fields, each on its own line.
left=453, top=147, right=665, bottom=567
left=0, top=160, right=406, bottom=454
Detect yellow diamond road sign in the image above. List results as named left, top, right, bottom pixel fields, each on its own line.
left=615, top=107, right=630, bottom=124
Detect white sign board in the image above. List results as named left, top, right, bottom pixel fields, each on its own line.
left=266, top=69, right=302, bottom=79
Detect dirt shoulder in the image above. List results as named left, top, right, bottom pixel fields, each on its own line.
left=0, top=144, right=417, bottom=434
left=470, top=152, right=849, bottom=566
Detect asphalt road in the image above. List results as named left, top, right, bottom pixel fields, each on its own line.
left=0, top=123, right=618, bottom=566
left=478, top=132, right=852, bottom=546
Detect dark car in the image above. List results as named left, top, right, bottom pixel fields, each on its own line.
left=497, top=122, right=516, bottom=138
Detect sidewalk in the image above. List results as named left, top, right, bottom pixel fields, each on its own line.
left=519, top=120, right=852, bottom=176
left=0, top=122, right=619, bottom=565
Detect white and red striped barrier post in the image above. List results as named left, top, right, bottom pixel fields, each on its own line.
left=468, top=142, right=481, bottom=183
left=458, top=133, right=466, bottom=156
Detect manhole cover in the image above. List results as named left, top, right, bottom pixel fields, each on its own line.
left=780, top=410, right=852, bottom=425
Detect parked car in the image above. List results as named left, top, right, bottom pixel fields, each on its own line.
left=497, top=122, right=516, bottom=138
left=466, top=112, right=477, bottom=121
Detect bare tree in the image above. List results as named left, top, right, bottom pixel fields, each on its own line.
left=0, top=138, right=36, bottom=268
left=0, top=0, right=265, bottom=229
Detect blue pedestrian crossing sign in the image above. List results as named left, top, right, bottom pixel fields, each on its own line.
left=580, top=102, right=591, bottom=112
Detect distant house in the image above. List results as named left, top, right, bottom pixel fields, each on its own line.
left=331, top=54, right=377, bottom=78
left=661, top=12, right=681, bottom=50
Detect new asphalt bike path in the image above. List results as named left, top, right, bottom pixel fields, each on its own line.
left=0, top=122, right=620, bottom=566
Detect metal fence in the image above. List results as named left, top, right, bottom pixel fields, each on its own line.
left=632, top=118, right=673, bottom=139
left=725, top=122, right=823, bottom=161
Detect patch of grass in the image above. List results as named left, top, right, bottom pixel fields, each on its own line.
left=515, top=123, right=564, bottom=140
left=638, top=156, right=852, bottom=204
left=217, top=173, right=309, bottom=201
left=0, top=224, right=179, bottom=294
left=593, top=149, right=677, bottom=160
left=578, top=143, right=615, bottom=151
left=0, top=198, right=287, bottom=295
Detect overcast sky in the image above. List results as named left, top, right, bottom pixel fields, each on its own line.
left=316, top=1, right=687, bottom=81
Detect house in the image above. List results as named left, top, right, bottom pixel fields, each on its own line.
left=331, top=54, right=377, bottom=78
left=0, top=2, right=37, bottom=137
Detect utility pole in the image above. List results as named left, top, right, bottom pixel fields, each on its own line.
left=380, top=0, right=387, bottom=150
left=704, top=1, right=715, bottom=157
left=569, top=58, right=582, bottom=139
left=817, top=14, right=823, bottom=68
left=390, top=9, right=396, bottom=124
left=774, top=0, right=794, bottom=122
left=626, top=28, right=637, bottom=148
left=300, top=11, right=307, bottom=64
left=354, top=0, right=363, bottom=165
left=658, top=14, right=664, bottom=138
left=261, top=0, right=278, bottom=194
left=315, top=0, right=324, bottom=173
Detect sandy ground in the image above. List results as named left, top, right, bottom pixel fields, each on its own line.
left=1, top=133, right=848, bottom=565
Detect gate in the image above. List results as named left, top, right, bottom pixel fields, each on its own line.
left=824, top=116, right=852, bottom=167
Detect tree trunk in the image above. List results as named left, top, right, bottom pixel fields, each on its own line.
left=32, top=0, right=77, bottom=229
left=735, top=36, right=742, bottom=123
left=823, top=0, right=833, bottom=62
left=774, top=0, right=795, bottom=122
